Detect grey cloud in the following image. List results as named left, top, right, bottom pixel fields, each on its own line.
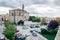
left=0, top=0, right=17, bottom=8
left=0, top=0, right=33, bottom=8
left=32, top=0, right=47, bottom=4
left=54, top=0, right=60, bottom=6
left=0, top=0, right=60, bottom=8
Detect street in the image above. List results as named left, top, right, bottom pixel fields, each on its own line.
left=17, top=25, right=47, bottom=40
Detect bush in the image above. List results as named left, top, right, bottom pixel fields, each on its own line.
left=41, top=28, right=49, bottom=34
left=28, top=16, right=41, bottom=22
left=47, top=20, right=59, bottom=30
left=39, top=25, right=59, bottom=40
left=39, top=28, right=58, bottom=40
left=4, top=21, right=16, bottom=40
left=48, top=28, right=58, bottom=34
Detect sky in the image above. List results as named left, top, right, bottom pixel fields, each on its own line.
left=0, top=0, right=60, bottom=17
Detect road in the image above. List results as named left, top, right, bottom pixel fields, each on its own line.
left=17, top=25, right=48, bottom=40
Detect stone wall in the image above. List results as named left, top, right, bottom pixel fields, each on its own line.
left=55, top=26, right=60, bottom=40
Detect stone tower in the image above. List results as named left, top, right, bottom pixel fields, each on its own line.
left=22, top=4, right=24, bottom=10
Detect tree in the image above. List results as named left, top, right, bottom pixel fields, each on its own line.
left=28, top=16, right=41, bottom=22
left=47, top=20, right=59, bottom=30
left=41, top=28, right=49, bottom=34
left=4, top=21, right=16, bottom=40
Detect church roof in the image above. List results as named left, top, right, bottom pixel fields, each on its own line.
left=10, top=8, right=28, bottom=13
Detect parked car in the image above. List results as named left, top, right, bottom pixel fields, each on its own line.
left=32, top=33, right=37, bottom=37
left=15, top=33, right=26, bottom=40
left=35, top=25, right=39, bottom=28
left=15, top=35, right=26, bottom=40
left=30, top=30, right=33, bottom=33
left=30, top=30, right=37, bottom=37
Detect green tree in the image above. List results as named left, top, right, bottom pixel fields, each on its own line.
left=28, top=16, right=40, bottom=22
left=4, top=21, right=16, bottom=40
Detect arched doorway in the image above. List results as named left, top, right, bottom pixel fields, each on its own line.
left=18, top=20, right=24, bottom=25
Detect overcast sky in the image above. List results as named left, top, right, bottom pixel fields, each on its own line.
left=0, top=0, right=60, bottom=17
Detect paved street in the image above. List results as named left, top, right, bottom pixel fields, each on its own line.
left=0, top=24, right=48, bottom=40
left=17, top=25, right=47, bottom=40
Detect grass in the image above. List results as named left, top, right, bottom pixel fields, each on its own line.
left=39, top=33, right=56, bottom=40
left=38, top=28, right=58, bottom=40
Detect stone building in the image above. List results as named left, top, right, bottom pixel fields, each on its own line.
left=0, top=15, right=2, bottom=25
left=9, top=5, right=29, bottom=24
left=0, top=14, right=6, bottom=25
left=40, top=17, right=55, bottom=25
left=4, top=13, right=9, bottom=21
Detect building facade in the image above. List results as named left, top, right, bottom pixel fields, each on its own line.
left=0, top=15, right=2, bottom=25
left=9, top=8, right=29, bottom=24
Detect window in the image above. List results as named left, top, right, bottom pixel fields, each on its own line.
left=19, top=13, right=21, bottom=16
left=2, top=18, right=3, bottom=21
left=12, top=13, right=13, bottom=16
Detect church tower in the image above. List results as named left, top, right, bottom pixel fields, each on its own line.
left=22, top=4, right=24, bottom=10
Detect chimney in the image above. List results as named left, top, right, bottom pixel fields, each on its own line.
left=22, top=4, right=24, bottom=10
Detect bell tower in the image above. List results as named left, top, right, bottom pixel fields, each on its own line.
left=22, top=4, right=24, bottom=10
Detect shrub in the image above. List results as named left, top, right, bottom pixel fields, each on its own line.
left=28, top=16, right=41, bottom=22
left=48, top=28, right=58, bottom=34
left=39, top=28, right=58, bottom=40
left=41, top=28, right=49, bottom=34
left=47, top=20, right=59, bottom=30
left=4, top=21, right=16, bottom=40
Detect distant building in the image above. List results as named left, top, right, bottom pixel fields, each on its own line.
left=45, top=17, right=55, bottom=23
left=9, top=4, right=29, bottom=24
left=0, top=14, right=7, bottom=25
left=40, top=17, right=55, bottom=25
left=3, top=13, right=9, bottom=21
left=55, top=17, right=60, bottom=21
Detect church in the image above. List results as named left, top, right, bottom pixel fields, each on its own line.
left=9, top=4, right=29, bottom=24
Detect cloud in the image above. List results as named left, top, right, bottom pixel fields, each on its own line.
left=0, top=0, right=60, bottom=8
left=0, top=7, right=11, bottom=14
left=0, top=0, right=60, bottom=17
left=54, top=0, right=60, bottom=6
left=0, top=0, right=33, bottom=8
left=25, top=4, right=60, bottom=17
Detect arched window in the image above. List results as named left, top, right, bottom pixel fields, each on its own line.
left=2, top=18, right=3, bottom=21
left=12, top=13, right=13, bottom=16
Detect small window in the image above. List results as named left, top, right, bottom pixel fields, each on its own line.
left=19, top=13, right=20, bottom=16
left=2, top=18, right=3, bottom=21
left=12, top=13, right=13, bottom=16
